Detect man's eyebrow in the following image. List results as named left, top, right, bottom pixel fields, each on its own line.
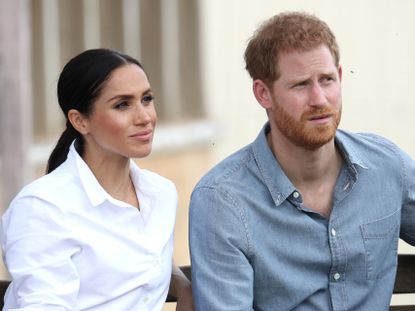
left=320, top=71, right=337, bottom=77
left=285, top=76, right=309, bottom=86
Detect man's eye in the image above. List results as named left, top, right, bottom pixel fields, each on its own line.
left=323, top=76, right=334, bottom=82
left=293, top=81, right=307, bottom=88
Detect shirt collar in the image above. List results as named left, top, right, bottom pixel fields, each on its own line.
left=128, top=160, right=161, bottom=198
left=67, top=142, right=160, bottom=208
left=251, top=123, right=368, bottom=207
left=129, top=160, right=161, bottom=222
left=251, top=123, right=296, bottom=207
left=67, top=142, right=111, bottom=207
left=334, top=130, right=369, bottom=170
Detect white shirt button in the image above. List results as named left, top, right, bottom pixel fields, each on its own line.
left=333, top=273, right=341, bottom=281
left=143, top=296, right=149, bottom=303
left=331, top=228, right=336, bottom=236
left=293, top=191, right=300, bottom=199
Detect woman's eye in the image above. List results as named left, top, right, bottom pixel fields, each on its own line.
left=142, top=94, right=154, bottom=105
left=114, top=101, right=129, bottom=110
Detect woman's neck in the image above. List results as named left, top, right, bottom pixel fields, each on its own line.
left=83, top=149, right=140, bottom=209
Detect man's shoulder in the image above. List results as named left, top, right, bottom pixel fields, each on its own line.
left=336, top=129, right=409, bottom=166
left=337, top=129, right=400, bottom=152
left=196, top=144, right=255, bottom=189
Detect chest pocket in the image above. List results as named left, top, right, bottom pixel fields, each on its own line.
left=360, top=209, right=400, bottom=280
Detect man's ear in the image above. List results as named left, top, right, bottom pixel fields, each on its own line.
left=68, top=109, right=89, bottom=135
left=253, top=79, right=273, bottom=109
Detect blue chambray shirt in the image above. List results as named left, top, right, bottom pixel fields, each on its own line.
left=189, top=123, right=415, bottom=311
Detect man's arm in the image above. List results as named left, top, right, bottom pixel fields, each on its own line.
left=400, top=149, right=415, bottom=245
left=189, top=186, right=254, bottom=311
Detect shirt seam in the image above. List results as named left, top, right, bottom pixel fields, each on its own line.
left=194, top=185, right=254, bottom=259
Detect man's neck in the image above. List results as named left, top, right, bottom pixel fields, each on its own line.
left=268, top=132, right=340, bottom=180
left=267, top=131, right=343, bottom=217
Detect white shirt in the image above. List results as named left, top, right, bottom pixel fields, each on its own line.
left=1, top=143, right=177, bottom=311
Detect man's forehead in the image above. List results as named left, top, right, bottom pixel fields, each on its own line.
left=277, top=46, right=337, bottom=74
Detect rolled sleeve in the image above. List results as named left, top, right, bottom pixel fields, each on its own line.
left=1, top=196, right=81, bottom=310
left=189, top=186, right=254, bottom=311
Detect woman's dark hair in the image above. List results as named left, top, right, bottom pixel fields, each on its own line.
left=46, top=48, right=143, bottom=173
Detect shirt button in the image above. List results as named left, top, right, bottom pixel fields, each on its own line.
left=331, top=228, right=336, bottom=236
left=143, top=296, right=149, bottom=303
left=293, top=191, right=300, bottom=199
left=333, top=273, right=341, bottom=281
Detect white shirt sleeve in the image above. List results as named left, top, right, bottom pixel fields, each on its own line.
left=1, top=196, right=81, bottom=310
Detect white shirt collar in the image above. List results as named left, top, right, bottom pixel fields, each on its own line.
left=68, top=142, right=160, bottom=210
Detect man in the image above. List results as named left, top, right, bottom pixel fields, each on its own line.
left=189, top=11, right=415, bottom=310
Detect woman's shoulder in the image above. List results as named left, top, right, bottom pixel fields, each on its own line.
left=7, top=163, right=80, bottom=216
left=20, top=165, right=76, bottom=196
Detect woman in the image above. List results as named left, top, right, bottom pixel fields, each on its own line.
left=1, top=49, right=193, bottom=310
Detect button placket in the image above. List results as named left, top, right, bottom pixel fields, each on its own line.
left=328, top=223, right=342, bottom=283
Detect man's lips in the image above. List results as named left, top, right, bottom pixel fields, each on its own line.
left=309, top=114, right=332, bottom=120
left=308, top=114, right=333, bottom=124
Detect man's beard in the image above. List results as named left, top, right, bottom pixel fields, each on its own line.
left=273, top=103, right=342, bottom=150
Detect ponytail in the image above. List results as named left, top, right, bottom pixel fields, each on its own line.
left=46, top=121, right=83, bottom=173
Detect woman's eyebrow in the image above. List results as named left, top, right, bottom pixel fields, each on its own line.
left=107, top=88, right=152, bottom=102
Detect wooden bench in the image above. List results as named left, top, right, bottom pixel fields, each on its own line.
left=0, top=255, right=413, bottom=308
left=390, top=254, right=415, bottom=310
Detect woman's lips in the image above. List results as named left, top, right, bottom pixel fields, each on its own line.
left=130, top=130, right=153, bottom=141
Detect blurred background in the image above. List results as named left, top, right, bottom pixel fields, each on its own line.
left=1, top=0, right=414, bottom=308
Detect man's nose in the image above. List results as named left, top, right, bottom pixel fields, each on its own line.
left=309, top=84, right=327, bottom=107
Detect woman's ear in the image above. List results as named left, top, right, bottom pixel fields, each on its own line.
left=68, top=109, right=89, bottom=135
left=253, top=79, right=273, bottom=109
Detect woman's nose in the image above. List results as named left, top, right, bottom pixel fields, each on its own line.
left=133, top=105, right=151, bottom=124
